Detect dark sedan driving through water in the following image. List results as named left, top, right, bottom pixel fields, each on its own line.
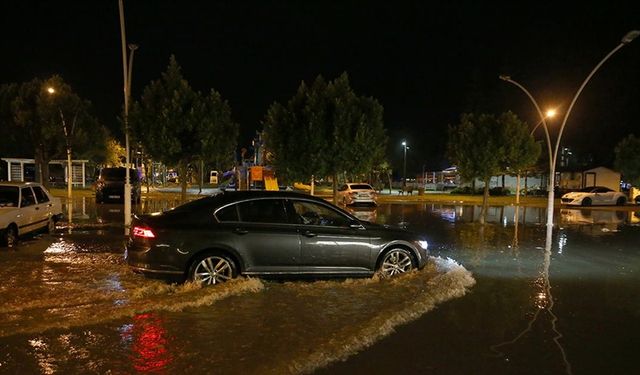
left=125, top=191, right=429, bottom=285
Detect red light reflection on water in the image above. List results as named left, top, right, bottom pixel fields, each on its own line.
left=121, top=312, right=173, bottom=373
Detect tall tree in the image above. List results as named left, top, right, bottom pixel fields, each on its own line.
left=263, top=73, right=387, bottom=202
left=9, top=76, right=99, bottom=188
left=130, top=56, right=238, bottom=201
left=448, top=112, right=538, bottom=223
left=0, top=83, right=29, bottom=159
left=614, top=134, right=640, bottom=186
left=499, top=111, right=541, bottom=203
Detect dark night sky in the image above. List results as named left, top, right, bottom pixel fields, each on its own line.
left=2, top=1, right=639, bottom=174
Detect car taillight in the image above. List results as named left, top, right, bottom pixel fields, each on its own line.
left=132, top=226, right=155, bottom=238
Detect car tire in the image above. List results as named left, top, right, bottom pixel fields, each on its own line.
left=581, top=197, right=592, bottom=207
left=616, top=197, right=626, bottom=206
left=2, top=225, right=18, bottom=248
left=377, top=248, right=415, bottom=278
left=188, top=253, right=237, bottom=285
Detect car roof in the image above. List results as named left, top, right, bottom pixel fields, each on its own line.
left=168, top=190, right=350, bottom=214
left=219, top=190, right=329, bottom=203
left=0, top=181, right=43, bottom=187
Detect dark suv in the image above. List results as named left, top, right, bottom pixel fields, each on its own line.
left=95, top=167, right=141, bottom=204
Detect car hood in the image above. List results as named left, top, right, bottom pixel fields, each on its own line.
left=562, top=192, right=588, bottom=199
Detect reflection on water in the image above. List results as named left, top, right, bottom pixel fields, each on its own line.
left=120, top=312, right=174, bottom=373
left=3, top=200, right=640, bottom=374
left=0, top=254, right=473, bottom=374
left=490, top=225, right=572, bottom=375
left=61, top=197, right=186, bottom=227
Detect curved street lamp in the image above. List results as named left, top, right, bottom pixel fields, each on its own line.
left=500, top=29, right=639, bottom=227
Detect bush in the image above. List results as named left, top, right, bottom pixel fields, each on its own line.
left=450, top=186, right=477, bottom=195
left=489, top=187, right=510, bottom=196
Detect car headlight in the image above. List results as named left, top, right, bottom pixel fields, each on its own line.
left=415, top=240, right=429, bottom=250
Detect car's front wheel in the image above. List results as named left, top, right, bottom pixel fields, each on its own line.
left=378, top=248, right=415, bottom=278
left=581, top=197, right=592, bottom=207
left=189, top=253, right=237, bottom=285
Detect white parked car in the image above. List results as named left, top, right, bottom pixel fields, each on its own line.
left=0, top=182, right=63, bottom=247
left=337, top=183, right=377, bottom=206
left=560, top=186, right=627, bottom=206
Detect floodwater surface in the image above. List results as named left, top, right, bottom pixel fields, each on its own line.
left=1, top=198, right=639, bottom=374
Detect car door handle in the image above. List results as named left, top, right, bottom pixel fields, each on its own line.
left=233, top=228, right=249, bottom=235
left=302, top=230, right=317, bottom=237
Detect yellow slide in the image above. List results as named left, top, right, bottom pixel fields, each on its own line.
left=265, top=177, right=279, bottom=191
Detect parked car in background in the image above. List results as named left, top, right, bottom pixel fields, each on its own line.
left=95, top=167, right=141, bottom=204
left=560, top=186, right=627, bottom=206
left=126, top=191, right=428, bottom=285
left=337, top=183, right=377, bottom=206
left=0, top=182, right=62, bottom=247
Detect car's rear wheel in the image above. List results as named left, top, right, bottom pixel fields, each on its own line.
left=616, top=197, right=626, bottom=206
left=189, top=253, right=237, bottom=285
left=378, top=248, right=415, bottom=278
left=2, top=225, right=18, bottom=248
left=47, top=218, right=56, bottom=234
left=581, top=197, right=592, bottom=207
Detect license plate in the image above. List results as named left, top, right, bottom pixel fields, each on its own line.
left=109, top=195, right=121, bottom=199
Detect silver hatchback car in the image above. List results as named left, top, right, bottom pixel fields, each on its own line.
left=0, top=182, right=63, bottom=247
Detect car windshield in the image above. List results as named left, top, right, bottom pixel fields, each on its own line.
left=578, top=186, right=608, bottom=193
left=0, top=186, right=20, bottom=207
left=101, top=168, right=138, bottom=181
left=349, top=184, right=374, bottom=190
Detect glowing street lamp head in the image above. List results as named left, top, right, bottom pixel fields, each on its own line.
left=46, top=87, right=55, bottom=94
left=401, top=141, right=406, bottom=147
left=545, top=109, right=557, bottom=118
left=621, top=30, right=640, bottom=44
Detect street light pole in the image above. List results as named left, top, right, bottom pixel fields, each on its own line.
left=401, top=141, right=408, bottom=188
left=46, top=87, right=76, bottom=206
left=118, top=0, right=137, bottom=233
left=500, top=29, right=639, bottom=227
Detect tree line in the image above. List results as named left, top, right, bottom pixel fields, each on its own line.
left=3, top=54, right=638, bottom=207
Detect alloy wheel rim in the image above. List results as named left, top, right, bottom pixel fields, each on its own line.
left=194, top=256, right=233, bottom=285
left=381, top=250, right=413, bottom=277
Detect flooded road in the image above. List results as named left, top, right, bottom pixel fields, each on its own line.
left=1, top=198, right=639, bottom=374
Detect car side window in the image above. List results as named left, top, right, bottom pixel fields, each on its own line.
left=32, top=186, right=50, bottom=204
left=236, top=199, right=288, bottom=224
left=216, top=204, right=240, bottom=222
left=21, top=187, right=36, bottom=207
left=291, top=200, right=351, bottom=227
left=0, top=186, right=20, bottom=207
